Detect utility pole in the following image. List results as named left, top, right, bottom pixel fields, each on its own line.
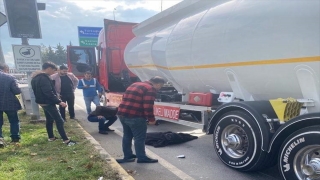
left=161, top=0, right=163, bottom=12
left=3, top=0, right=46, bottom=121
left=113, top=8, right=116, bottom=21
left=0, top=41, right=4, bottom=63
left=21, top=37, right=40, bottom=120
left=0, top=12, right=7, bottom=63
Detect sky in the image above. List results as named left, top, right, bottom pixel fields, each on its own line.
left=0, top=0, right=182, bottom=68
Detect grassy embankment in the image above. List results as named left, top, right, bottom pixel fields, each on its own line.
left=0, top=110, right=120, bottom=180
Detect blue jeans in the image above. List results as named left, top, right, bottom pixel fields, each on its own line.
left=119, top=116, right=148, bottom=160
left=0, top=110, right=20, bottom=140
left=41, top=105, right=69, bottom=141
left=87, top=115, right=117, bottom=131
left=84, top=96, right=100, bottom=114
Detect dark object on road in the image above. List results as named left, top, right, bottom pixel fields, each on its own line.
left=145, top=131, right=198, bottom=148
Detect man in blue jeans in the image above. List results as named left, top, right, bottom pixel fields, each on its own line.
left=0, top=63, right=21, bottom=147
left=31, top=62, right=76, bottom=146
left=77, top=71, right=102, bottom=114
left=116, top=76, right=165, bottom=163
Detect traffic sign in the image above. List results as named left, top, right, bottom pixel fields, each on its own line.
left=0, top=12, right=7, bottom=27
left=79, top=37, right=99, bottom=47
left=78, top=26, right=102, bottom=38
left=12, top=45, right=42, bottom=72
left=78, top=26, right=102, bottom=47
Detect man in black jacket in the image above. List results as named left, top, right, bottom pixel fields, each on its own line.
left=31, top=62, right=76, bottom=146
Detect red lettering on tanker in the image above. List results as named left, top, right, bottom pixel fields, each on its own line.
left=154, top=105, right=180, bottom=120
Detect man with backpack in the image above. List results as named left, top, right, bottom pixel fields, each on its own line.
left=77, top=71, right=102, bottom=114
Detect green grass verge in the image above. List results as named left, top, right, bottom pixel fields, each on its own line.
left=0, top=111, right=120, bottom=180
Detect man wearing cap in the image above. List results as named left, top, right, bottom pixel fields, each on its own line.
left=77, top=71, right=102, bottom=114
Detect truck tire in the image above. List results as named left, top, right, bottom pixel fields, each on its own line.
left=213, top=111, right=267, bottom=171
left=278, top=125, right=320, bottom=180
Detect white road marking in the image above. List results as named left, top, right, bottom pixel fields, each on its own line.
left=75, top=102, right=195, bottom=180
left=75, top=103, right=83, bottom=109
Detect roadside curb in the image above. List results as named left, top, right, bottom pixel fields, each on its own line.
left=75, top=122, right=135, bottom=180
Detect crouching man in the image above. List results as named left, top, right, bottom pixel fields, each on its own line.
left=87, top=106, right=117, bottom=134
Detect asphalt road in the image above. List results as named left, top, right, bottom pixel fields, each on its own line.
left=73, top=90, right=282, bottom=180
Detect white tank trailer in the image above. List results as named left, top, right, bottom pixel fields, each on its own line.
left=124, top=1, right=320, bottom=180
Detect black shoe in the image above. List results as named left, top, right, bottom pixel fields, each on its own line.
left=65, top=140, right=76, bottom=146
left=116, top=158, right=135, bottom=163
left=11, top=139, right=19, bottom=143
left=105, top=128, right=114, bottom=132
left=124, top=154, right=136, bottom=159
left=137, top=158, right=158, bottom=163
left=99, top=131, right=108, bottom=135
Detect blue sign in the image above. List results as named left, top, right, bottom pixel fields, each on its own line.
left=78, top=26, right=103, bottom=38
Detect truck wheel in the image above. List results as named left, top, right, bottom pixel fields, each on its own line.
left=278, top=126, right=320, bottom=180
left=213, top=111, right=266, bottom=171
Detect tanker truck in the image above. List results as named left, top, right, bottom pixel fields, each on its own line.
left=67, top=1, right=320, bottom=179
left=124, top=0, right=320, bottom=180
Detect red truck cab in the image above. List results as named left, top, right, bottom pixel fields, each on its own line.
left=67, top=19, right=139, bottom=106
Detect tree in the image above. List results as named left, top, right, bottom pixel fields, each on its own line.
left=54, top=43, right=67, bottom=65
left=41, top=43, right=67, bottom=66
left=42, top=45, right=56, bottom=63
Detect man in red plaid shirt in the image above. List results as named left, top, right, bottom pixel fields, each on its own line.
left=116, top=76, right=165, bottom=163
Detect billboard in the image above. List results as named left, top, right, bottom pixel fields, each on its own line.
left=78, top=26, right=102, bottom=47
